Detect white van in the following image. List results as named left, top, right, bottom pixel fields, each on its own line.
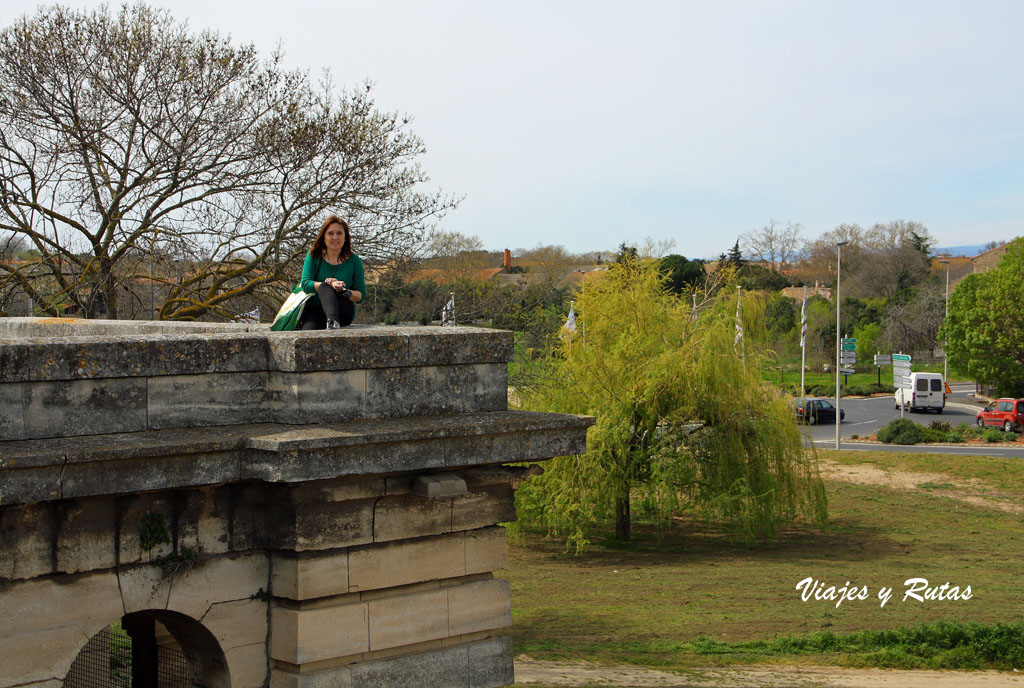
left=894, top=372, right=946, bottom=413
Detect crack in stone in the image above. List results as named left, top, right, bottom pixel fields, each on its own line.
left=57, top=453, right=68, bottom=499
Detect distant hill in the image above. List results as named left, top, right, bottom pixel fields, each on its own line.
left=933, top=244, right=991, bottom=257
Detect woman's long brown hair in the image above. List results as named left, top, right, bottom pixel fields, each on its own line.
left=309, top=215, right=353, bottom=260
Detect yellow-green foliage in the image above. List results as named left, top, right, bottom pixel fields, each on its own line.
left=515, top=257, right=827, bottom=551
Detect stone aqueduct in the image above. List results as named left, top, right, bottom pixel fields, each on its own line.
left=0, top=318, right=591, bottom=687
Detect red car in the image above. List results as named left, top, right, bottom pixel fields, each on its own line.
left=976, top=398, right=1024, bottom=432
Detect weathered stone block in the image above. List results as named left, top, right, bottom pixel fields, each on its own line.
left=365, top=364, right=507, bottom=419
left=199, top=489, right=232, bottom=555
left=344, top=638, right=512, bottom=688
left=367, top=589, right=448, bottom=651
left=22, top=378, right=147, bottom=439
left=175, top=487, right=231, bottom=557
left=148, top=372, right=271, bottom=429
left=413, top=474, right=467, bottom=498
left=448, top=579, right=511, bottom=636
left=0, top=502, right=54, bottom=580
left=166, top=553, right=269, bottom=620
left=465, top=527, right=508, bottom=574
left=118, top=564, right=171, bottom=614
left=295, top=476, right=386, bottom=504
left=267, top=325, right=512, bottom=373
left=201, top=598, right=268, bottom=651
left=267, top=370, right=366, bottom=423
left=224, top=642, right=270, bottom=688
left=293, top=498, right=376, bottom=552
left=372, top=494, right=452, bottom=543
left=269, top=666, right=353, bottom=688
left=3, top=331, right=268, bottom=382
left=443, top=423, right=590, bottom=469
left=467, top=637, right=514, bottom=688
left=0, top=625, right=90, bottom=687
left=115, top=494, right=148, bottom=565
left=0, top=380, right=24, bottom=440
left=0, top=571, right=123, bottom=640
left=59, top=450, right=240, bottom=503
left=271, top=549, right=349, bottom=601
left=0, top=339, right=30, bottom=383
left=270, top=603, right=369, bottom=664
left=55, top=498, right=117, bottom=574
left=451, top=485, right=516, bottom=532
left=348, top=533, right=464, bottom=593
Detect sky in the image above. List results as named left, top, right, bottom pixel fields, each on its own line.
left=4, top=0, right=1023, bottom=259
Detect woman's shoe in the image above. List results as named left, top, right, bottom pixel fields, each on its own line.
left=326, top=318, right=341, bottom=330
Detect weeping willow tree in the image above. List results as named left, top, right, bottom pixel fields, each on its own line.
left=515, top=257, right=827, bottom=551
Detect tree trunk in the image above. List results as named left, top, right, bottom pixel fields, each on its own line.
left=614, top=493, right=630, bottom=541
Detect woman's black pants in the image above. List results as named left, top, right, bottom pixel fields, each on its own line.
left=299, top=283, right=355, bottom=330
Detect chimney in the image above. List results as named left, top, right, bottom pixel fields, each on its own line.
left=503, top=248, right=511, bottom=271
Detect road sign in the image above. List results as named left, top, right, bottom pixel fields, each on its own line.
left=892, top=353, right=911, bottom=363
left=840, top=354, right=857, bottom=364
left=840, top=367, right=856, bottom=375
left=841, top=343, right=857, bottom=351
left=874, top=354, right=891, bottom=365
left=841, top=337, right=857, bottom=345
left=896, top=376, right=912, bottom=389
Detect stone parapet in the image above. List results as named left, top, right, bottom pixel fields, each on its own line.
left=1, top=410, right=590, bottom=506
left=0, top=318, right=592, bottom=688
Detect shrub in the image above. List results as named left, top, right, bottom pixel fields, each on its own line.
left=984, top=429, right=1003, bottom=443
left=929, top=420, right=952, bottom=433
left=918, top=425, right=948, bottom=443
left=945, top=432, right=966, bottom=443
left=877, top=419, right=923, bottom=445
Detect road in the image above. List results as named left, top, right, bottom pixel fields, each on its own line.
left=801, top=383, right=1024, bottom=457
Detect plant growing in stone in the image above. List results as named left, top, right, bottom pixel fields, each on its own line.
left=138, top=512, right=171, bottom=552
left=514, top=257, right=828, bottom=551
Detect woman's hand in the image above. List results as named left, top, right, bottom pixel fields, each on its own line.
left=325, top=278, right=354, bottom=300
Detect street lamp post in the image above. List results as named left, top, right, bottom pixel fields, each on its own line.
left=939, top=259, right=950, bottom=384
left=835, top=240, right=848, bottom=451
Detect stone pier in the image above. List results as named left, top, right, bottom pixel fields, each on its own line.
left=0, top=318, right=591, bottom=687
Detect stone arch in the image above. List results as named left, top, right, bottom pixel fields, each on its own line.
left=63, top=610, right=229, bottom=688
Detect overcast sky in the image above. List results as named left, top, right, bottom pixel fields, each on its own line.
left=4, top=1, right=1023, bottom=258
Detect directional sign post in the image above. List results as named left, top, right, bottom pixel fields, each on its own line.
left=892, top=353, right=912, bottom=418
left=839, top=338, right=857, bottom=383
left=872, top=353, right=891, bottom=385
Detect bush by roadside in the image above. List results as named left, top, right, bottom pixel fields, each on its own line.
left=783, top=382, right=894, bottom=397
left=874, top=419, right=1021, bottom=445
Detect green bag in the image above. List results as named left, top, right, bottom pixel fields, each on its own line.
left=271, top=284, right=313, bottom=331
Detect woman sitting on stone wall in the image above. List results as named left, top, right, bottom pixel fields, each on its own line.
left=298, top=215, right=366, bottom=329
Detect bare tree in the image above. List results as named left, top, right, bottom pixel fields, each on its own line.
left=0, top=4, right=455, bottom=320
left=881, top=285, right=945, bottom=354
left=796, top=221, right=933, bottom=300
left=742, top=220, right=803, bottom=271
left=422, top=231, right=491, bottom=283
left=795, top=223, right=865, bottom=287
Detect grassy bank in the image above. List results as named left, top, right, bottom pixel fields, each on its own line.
left=501, top=449, right=1024, bottom=671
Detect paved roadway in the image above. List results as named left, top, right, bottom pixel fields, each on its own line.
left=801, top=383, right=1024, bottom=457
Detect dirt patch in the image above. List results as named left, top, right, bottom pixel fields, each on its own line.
left=819, top=461, right=1023, bottom=514
left=514, top=658, right=1024, bottom=687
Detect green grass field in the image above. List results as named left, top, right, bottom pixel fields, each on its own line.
left=763, top=360, right=967, bottom=391
left=501, top=449, right=1024, bottom=673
